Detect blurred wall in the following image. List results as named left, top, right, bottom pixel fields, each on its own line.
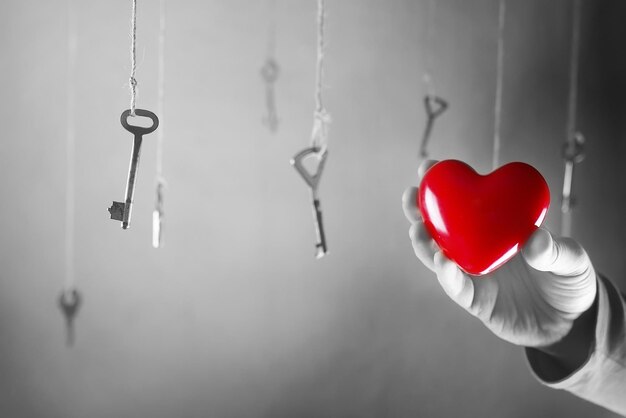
left=0, top=1, right=624, bottom=417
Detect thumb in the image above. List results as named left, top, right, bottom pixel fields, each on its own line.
left=521, top=228, right=591, bottom=277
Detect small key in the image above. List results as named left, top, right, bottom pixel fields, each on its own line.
left=291, top=146, right=328, bottom=259
left=152, top=180, right=165, bottom=248
left=108, top=109, right=159, bottom=229
left=419, top=95, right=448, bottom=158
left=260, top=58, right=280, bottom=132
left=58, top=288, right=82, bottom=347
left=561, top=132, right=585, bottom=213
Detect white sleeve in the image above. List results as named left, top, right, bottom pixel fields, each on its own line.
left=525, top=275, right=626, bottom=417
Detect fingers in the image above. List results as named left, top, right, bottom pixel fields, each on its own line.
left=402, top=160, right=439, bottom=224
left=402, top=187, right=420, bottom=223
left=433, top=251, right=475, bottom=311
left=521, top=228, right=591, bottom=277
left=409, top=221, right=438, bottom=271
left=418, top=159, right=439, bottom=181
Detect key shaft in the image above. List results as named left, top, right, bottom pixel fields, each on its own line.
left=312, top=197, right=327, bottom=258
left=122, top=134, right=143, bottom=229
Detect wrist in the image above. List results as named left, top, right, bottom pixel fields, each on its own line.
left=535, top=294, right=598, bottom=374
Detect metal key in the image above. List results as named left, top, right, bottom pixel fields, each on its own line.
left=419, top=95, right=448, bottom=159
left=108, top=109, right=159, bottom=229
left=152, top=180, right=165, bottom=248
left=561, top=132, right=585, bottom=213
left=58, top=288, right=82, bottom=347
left=260, top=57, right=280, bottom=132
left=291, top=147, right=328, bottom=259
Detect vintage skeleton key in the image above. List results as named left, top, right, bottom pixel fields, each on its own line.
left=419, top=95, right=448, bottom=158
left=260, top=57, right=280, bottom=132
left=291, top=147, right=328, bottom=259
left=108, top=109, right=159, bottom=229
left=58, top=289, right=82, bottom=347
left=561, top=132, right=585, bottom=213
left=152, top=180, right=165, bottom=248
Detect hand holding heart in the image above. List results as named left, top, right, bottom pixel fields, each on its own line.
left=403, top=160, right=597, bottom=348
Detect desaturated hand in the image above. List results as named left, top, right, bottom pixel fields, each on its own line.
left=403, top=160, right=597, bottom=348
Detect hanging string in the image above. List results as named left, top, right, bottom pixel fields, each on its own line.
left=492, top=0, right=506, bottom=170
left=565, top=0, right=582, bottom=145
left=64, top=0, right=77, bottom=294
left=422, top=0, right=436, bottom=97
left=129, top=0, right=138, bottom=116
left=311, top=0, right=330, bottom=151
left=561, top=0, right=584, bottom=237
left=418, top=0, right=448, bottom=160
left=153, top=0, right=166, bottom=248
left=58, top=0, right=83, bottom=348
left=260, top=0, right=280, bottom=133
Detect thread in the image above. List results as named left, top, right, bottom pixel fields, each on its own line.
left=492, top=0, right=506, bottom=170
left=129, top=0, right=138, bottom=116
left=566, top=0, right=582, bottom=145
left=422, top=0, right=436, bottom=97
left=311, top=0, right=330, bottom=150
left=561, top=0, right=583, bottom=237
left=65, top=0, right=77, bottom=293
left=156, top=0, right=165, bottom=179
left=153, top=0, right=166, bottom=249
left=261, top=0, right=280, bottom=133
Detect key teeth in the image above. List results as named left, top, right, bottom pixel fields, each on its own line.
left=108, top=201, right=125, bottom=221
left=315, top=246, right=328, bottom=259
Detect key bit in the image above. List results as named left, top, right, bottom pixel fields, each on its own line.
left=58, top=288, right=82, bottom=347
left=108, top=109, right=159, bottom=229
left=419, top=95, right=448, bottom=158
left=291, top=146, right=328, bottom=258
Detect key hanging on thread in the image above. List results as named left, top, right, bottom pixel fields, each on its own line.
left=418, top=0, right=448, bottom=160
left=260, top=0, right=280, bottom=133
left=492, top=0, right=506, bottom=170
left=153, top=0, right=166, bottom=248
left=60, top=0, right=81, bottom=347
left=59, top=289, right=82, bottom=347
left=561, top=0, right=585, bottom=237
left=108, top=0, right=160, bottom=230
left=419, top=96, right=448, bottom=159
left=290, top=0, right=330, bottom=259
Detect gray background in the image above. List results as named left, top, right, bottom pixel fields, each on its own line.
left=1, top=0, right=625, bottom=417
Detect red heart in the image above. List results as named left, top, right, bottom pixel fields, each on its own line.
left=417, top=160, right=550, bottom=276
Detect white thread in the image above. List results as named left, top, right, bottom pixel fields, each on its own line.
left=422, top=0, right=436, bottom=97
left=267, top=0, right=277, bottom=59
left=492, top=0, right=506, bottom=170
left=153, top=0, right=166, bottom=249
left=261, top=0, right=280, bottom=133
left=566, top=0, right=582, bottom=146
left=65, top=0, right=77, bottom=292
left=129, top=0, right=138, bottom=116
left=156, top=0, right=165, bottom=179
left=312, top=0, right=330, bottom=150
left=561, top=0, right=583, bottom=237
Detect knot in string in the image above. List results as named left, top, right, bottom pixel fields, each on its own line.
left=311, top=108, right=331, bottom=151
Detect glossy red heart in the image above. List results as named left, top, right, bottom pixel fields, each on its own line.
left=417, top=160, right=550, bottom=276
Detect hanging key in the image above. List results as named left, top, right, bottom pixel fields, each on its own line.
left=58, top=288, right=82, bottom=347
left=291, top=147, right=328, bottom=259
left=419, top=95, right=448, bottom=159
left=561, top=132, right=585, bottom=213
left=108, top=109, right=159, bottom=229
left=260, top=57, right=280, bottom=133
left=152, top=179, right=165, bottom=248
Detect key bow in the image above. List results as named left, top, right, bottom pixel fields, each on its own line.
left=290, top=146, right=328, bottom=192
